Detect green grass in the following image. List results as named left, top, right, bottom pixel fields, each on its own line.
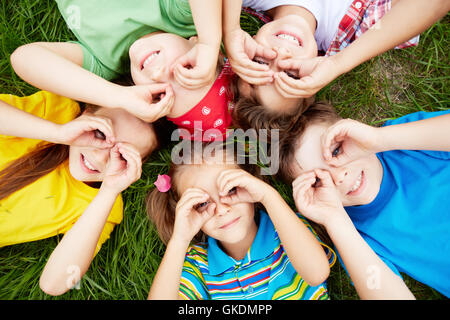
left=0, top=1, right=448, bottom=300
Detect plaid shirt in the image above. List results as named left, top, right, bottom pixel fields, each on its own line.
left=326, top=0, right=420, bottom=56
left=243, top=0, right=419, bottom=57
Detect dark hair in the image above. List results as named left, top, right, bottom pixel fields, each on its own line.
left=231, top=94, right=315, bottom=141
left=278, top=101, right=341, bottom=184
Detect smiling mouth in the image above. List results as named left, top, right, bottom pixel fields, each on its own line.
left=220, top=217, right=240, bottom=229
left=140, top=50, right=160, bottom=70
left=275, top=32, right=302, bottom=46
left=347, top=171, right=364, bottom=195
left=80, top=154, right=99, bottom=174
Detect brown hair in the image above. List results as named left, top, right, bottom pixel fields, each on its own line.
left=231, top=94, right=315, bottom=141
left=278, top=101, right=342, bottom=184
left=146, top=141, right=258, bottom=245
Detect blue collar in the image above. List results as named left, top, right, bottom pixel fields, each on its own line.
left=207, top=210, right=275, bottom=275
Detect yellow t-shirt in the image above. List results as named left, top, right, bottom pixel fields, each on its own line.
left=0, top=91, right=123, bottom=255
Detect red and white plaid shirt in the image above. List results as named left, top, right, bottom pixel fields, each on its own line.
left=325, top=0, right=420, bottom=56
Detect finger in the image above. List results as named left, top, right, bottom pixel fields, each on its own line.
left=173, top=65, right=207, bottom=89
left=117, top=144, right=141, bottom=178
left=254, top=44, right=277, bottom=61
left=151, top=86, right=175, bottom=116
left=178, top=193, right=210, bottom=213
left=231, top=62, right=273, bottom=79
left=148, top=83, right=171, bottom=95
left=292, top=171, right=316, bottom=189
left=277, top=58, right=303, bottom=71
left=178, top=188, right=210, bottom=207
left=322, top=122, right=348, bottom=162
left=217, top=169, right=243, bottom=196
left=83, top=117, right=116, bottom=145
left=313, top=169, right=335, bottom=188
left=273, top=73, right=303, bottom=98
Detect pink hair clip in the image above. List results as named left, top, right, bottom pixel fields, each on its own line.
left=154, top=174, right=171, bottom=192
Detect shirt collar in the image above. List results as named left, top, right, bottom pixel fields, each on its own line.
left=207, top=210, right=275, bottom=275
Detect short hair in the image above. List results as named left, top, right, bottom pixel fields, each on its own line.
left=278, top=102, right=342, bottom=184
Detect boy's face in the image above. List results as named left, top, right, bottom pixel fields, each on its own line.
left=176, top=161, right=257, bottom=246
left=239, top=14, right=318, bottom=112
left=291, top=123, right=384, bottom=207
left=129, top=33, right=212, bottom=113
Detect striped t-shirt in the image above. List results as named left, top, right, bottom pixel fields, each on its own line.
left=179, top=210, right=336, bottom=300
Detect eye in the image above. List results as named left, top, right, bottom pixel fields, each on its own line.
left=332, top=144, right=342, bottom=157
left=94, top=129, right=106, bottom=140
left=283, top=70, right=300, bottom=80
left=312, top=177, right=322, bottom=188
left=194, top=201, right=210, bottom=213
left=228, top=187, right=237, bottom=195
left=252, top=56, right=269, bottom=65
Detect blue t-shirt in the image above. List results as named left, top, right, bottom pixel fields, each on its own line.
left=343, top=110, right=450, bottom=297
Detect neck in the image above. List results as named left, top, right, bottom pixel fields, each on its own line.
left=220, top=222, right=258, bottom=261
left=267, top=5, right=317, bottom=33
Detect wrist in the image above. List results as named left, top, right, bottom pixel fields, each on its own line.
left=168, top=235, right=191, bottom=251
left=329, top=51, right=355, bottom=76
left=323, top=208, right=351, bottom=233
left=375, top=126, right=395, bottom=152
left=104, top=83, right=128, bottom=109
left=99, top=183, right=122, bottom=198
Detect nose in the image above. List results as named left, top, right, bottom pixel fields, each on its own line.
left=149, top=66, right=167, bottom=83
left=329, top=166, right=349, bottom=186
left=215, top=202, right=231, bottom=216
left=90, top=147, right=110, bottom=169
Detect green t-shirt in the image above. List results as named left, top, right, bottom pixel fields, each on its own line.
left=56, top=0, right=198, bottom=80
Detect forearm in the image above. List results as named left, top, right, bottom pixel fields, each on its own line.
left=0, top=100, right=60, bottom=142
left=377, top=114, right=450, bottom=152
left=262, top=190, right=330, bottom=286
left=11, top=42, right=122, bottom=109
left=39, top=187, right=119, bottom=296
left=148, top=238, right=189, bottom=300
left=325, top=212, right=415, bottom=299
left=189, top=0, right=222, bottom=48
left=223, top=0, right=243, bottom=34
left=332, top=0, right=449, bottom=75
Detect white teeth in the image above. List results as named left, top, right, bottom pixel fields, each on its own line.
left=142, top=51, right=159, bottom=69
left=83, top=156, right=96, bottom=171
left=350, top=173, right=362, bottom=193
left=276, top=33, right=300, bottom=45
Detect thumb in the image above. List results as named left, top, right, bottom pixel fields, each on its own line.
left=314, top=169, right=335, bottom=188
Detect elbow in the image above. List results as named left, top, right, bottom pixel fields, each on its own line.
left=39, top=274, right=70, bottom=297
left=302, top=262, right=331, bottom=287
left=10, top=44, right=33, bottom=75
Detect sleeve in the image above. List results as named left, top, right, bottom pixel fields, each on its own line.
left=383, top=109, right=450, bottom=160
left=295, top=213, right=337, bottom=268
left=0, top=91, right=80, bottom=123
left=69, top=40, right=122, bottom=81
left=178, top=252, right=210, bottom=300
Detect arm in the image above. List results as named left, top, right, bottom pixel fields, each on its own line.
left=148, top=188, right=215, bottom=300
left=217, top=169, right=330, bottom=286
left=10, top=42, right=175, bottom=122
left=0, top=98, right=115, bottom=148
left=170, top=0, right=222, bottom=89
left=293, top=169, right=415, bottom=299
left=222, top=0, right=276, bottom=84
left=321, top=114, right=450, bottom=167
left=39, top=143, right=142, bottom=296
left=275, top=0, right=450, bottom=97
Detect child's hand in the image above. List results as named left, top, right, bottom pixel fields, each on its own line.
left=120, top=83, right=174, bottom=122
left=217, top=169, right=273, bottom=205
left=56, top=115, right=115, bottom=148
left=293, top=169, right=344, bottom=227
left=275, top=56, right=341, bottom=98
left=224, top=28, right=276, bottom=85
left=322, top=119, right=383, bottom=167
left=172, top=188, right=216, bottom=244
left=171, top=43, right=218, bottom=90
left=102, top=143, right=142, bottom=194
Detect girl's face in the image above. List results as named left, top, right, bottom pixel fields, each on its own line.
left=68, top=108, right=157, bottom=182
left=291, top=123, right=384, bottom=207
left=176, top=162, right=257, bottom=245
left=239, top=14, right=318, bottom=112
left=129, top=32, right=213, bottom=114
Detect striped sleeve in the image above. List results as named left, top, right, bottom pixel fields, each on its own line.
left=178, top=245, right=210, bottom=300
